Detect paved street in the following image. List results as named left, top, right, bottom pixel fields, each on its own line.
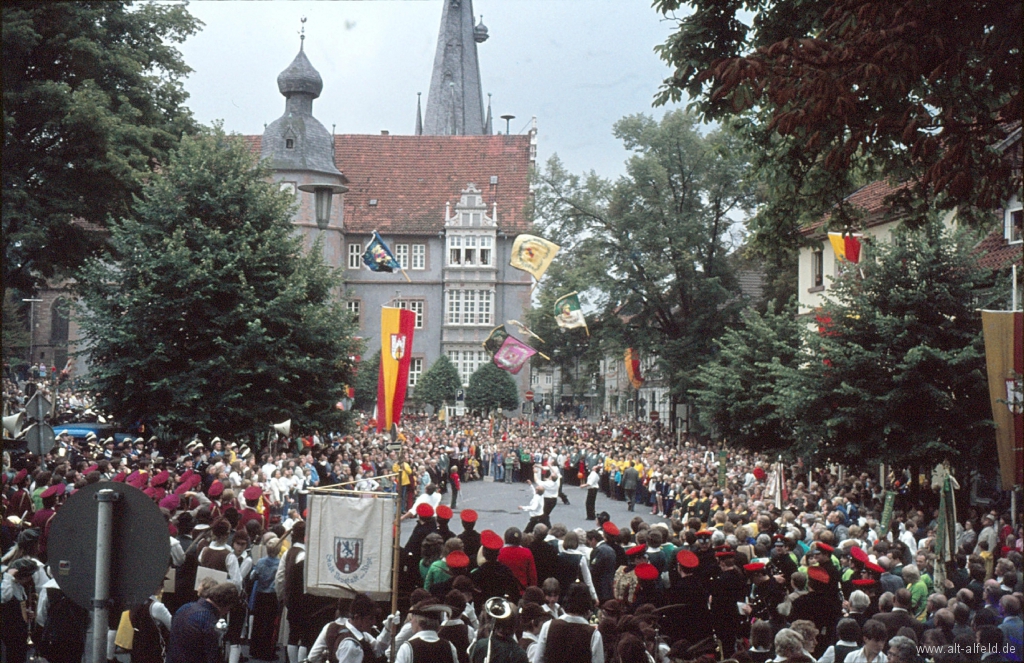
left=400, top=476, right=669, bottom=547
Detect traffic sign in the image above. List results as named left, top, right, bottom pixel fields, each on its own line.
left=23, top=423, right=55, bottom=456
left=48, top=482, right=170, bottom=611
left=386, top=442, right=403, bottom=452
left=25, top=391, right=51, bottom=422
left=525, top=390, right=534, bottom=401
left=650, top=410, right=660, bottom=422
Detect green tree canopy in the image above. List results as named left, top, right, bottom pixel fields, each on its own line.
left=691, top=298, right=803, bottom=454
left=414, top=355, right=462, bottom=410
left=353, top=351, right=380, bottom=412
left=465, top=362, right=519, bottom=414
left=653, top=0, right=1021, bottom=263
left=532, top=110, right=756, bottom=400
left=2, top=291, right=30, bottom=370
left=75, top=126, right=359, bottom=440
left=3, top=1, right=200, bottom=293
left=774, top=221, right=1000, bottom=471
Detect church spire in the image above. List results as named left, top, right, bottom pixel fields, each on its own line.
left=422, top=1, right=488, bottom=136
left=415, top=92, right=423, bottom=136
left=485, top=93, right=493, bottom=135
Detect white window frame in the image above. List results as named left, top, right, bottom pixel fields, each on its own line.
left=411, top=244, right=426, bottom=270
left=447, top=349, right=488, bottom=385
left=448, top=236, right=463, bottom=266
left=479, top=236, right=493, bottom=266
left=396, top=300, right=424, bottom=329
left=347, top=243, right=363, bottom=270
left=447, top=290, right=462, bottom=325
left=408, top=358, right=423, bottom=387
left=345, top=300, right=361, bottom=325
left=394, top=244, right=410, bottom=269
left=1006, top=196, right=1022, bottom=244
left=811, top=249, right=824, bottom=288
left=463, top=236, right=478, bottom=266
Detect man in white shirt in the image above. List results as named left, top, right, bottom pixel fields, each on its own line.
left=394, top=600, right=458, bottom=663
left=521, top=484, right=547, bottom=534
left=307, top=594, right=397, bottom=663
left=844, top=619, right=889, bottom=663
left=532, top=584, right=603, bottom=663
left=582, top=466, right=600, bottom=521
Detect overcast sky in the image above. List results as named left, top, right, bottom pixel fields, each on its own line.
left=177, top=0, right=690, bottom=178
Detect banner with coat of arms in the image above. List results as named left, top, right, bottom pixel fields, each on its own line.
left=305, top=493, right=394, bottom=596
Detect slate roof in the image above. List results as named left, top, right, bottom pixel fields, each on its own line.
left=244, top=133, right=533, bottom=235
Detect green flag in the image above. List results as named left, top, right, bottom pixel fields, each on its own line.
left=878, top=491, right=897, bottom=539
left=553, top=292, right=588, bottom=334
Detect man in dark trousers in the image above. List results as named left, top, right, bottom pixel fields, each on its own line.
left=582, top=465, right=600, bottom=521
left=663, top=550, right=712, bottom=647
left=708, top=548, right=747, bottom=659
left=588, top=523, right=619, bottom=603
left=622, top=462, right=640, bottom=512
left=528, top=524, right=559, bottom=587
left=401, top=503, right=438, bottom=599
left=788, top=565, right=846, bottom=657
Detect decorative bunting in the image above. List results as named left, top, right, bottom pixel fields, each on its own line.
left=510, top=234, right=560, bottom=281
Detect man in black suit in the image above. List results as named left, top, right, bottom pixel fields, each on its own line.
left=872, top=588, right=925, bottom=641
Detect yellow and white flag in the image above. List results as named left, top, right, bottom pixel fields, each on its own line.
left=510, top=234, right=560, bottom=281
left=305, top=493, right=394, bottom=597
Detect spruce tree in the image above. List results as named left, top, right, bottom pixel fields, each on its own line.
left=465, top=362, right=520, bottom=413
left=76, top=126, right=359, bottom=440
left=353, top=351, right=380, bottom=412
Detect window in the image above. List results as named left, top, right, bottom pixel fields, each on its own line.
left=449, top=236, right=463, bottom=265
left=446, top=290, right=492, bottom=325
left=346, top=300, right=361, bottom=326
left=347, top=243, right=362, bottom=269
left=408, top=358, right=423, bottom=387
left=285, top=138, right=294, bottom=149
left=411, top=244, right=426, bottom=270
left=394, top=244, right=409, bottom=269
left=479, top=236, right=492, bottom=266
left=464, top=236, right=477, bottom=265
left=544, top=373, right=552, bottom=385
left=448, top=350, right=488, bottom=385
left=811, top=249, right=824, bottom=288
left=1007, top=200, right=1023, bottom=244
left=396, top=300, right=424, bottom=329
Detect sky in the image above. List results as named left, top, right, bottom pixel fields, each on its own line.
left=176, top=0, right=690, bottom=179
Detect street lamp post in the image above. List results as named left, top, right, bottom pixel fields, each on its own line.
left=296, top=182, right=348, bottom=230
left=22, top=298, right=42, bottom=370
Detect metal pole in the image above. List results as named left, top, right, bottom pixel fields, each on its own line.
left=92, top=489, right=120, bottom=663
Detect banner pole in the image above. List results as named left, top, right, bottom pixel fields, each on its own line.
left=390, top=470, right=402, bottom=654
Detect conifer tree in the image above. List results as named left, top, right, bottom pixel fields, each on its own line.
left=76, top=126, right=358, bottom=439
left=414, top=355, right=462, bottom=411
left=465, top=362, right=520, bottom=414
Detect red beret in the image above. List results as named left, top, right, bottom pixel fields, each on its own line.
left=480, top=530, right=503, bottom=550
left=850, top=546, right=869, bottom=563
left=625, top=544, right=647, bottom=557
left=112, top=471, right=127, bottom=483
left=41, top=484, right=64, bottom=499
left=178, top=469, right=194, bottom=484
left=84, top=465, right=99, bottom=475
left=634, top=563, right=659, bottom=581
left=208, top=480, right=224, bottom=498
left=676, top=549, right=700, bottom=569
left=159, top=495, right=181, bottom=511
left=14, top=469, right=28, bottom=484
left=807, top=565, right=830, bottom=584
left=852, top=578, right=877, bottom=587
left=715, top=549, right=735, bottom=559
left=416, top=503, right=434, bottom=518
left=743, top=562, right=767, bottom=574
left=243, top=486, right=262, bottom=501
left=446, top=551, right=470, bottom=569
left=436, top=505, right=453, bottom=520
left=864, top=561, right=884, bottom=574
left=601, top=521, right=620, bottom=537
left=152, top=470, right=170, bottom=487
left=814, top=542, right=835, bottom=554
left=143, top=487, right=158, bottom=499
left=695, top=529, right=714, bottom=539
left=459, top=509, right=478, bottom=523
left=173, top=481, right=190, bottom=495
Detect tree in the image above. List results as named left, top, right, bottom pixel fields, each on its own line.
left=652, top=0, right=1021, bottom=262
left=691, top=298, right=803, bottom=454
left=3, top=1, right=200, bottom=293
left=353, top=351, right=380, bottom=413
left=774, top=221, right=1000, bottom=471
left=414, top=355, right=462, bottom=411
left=532, top=111, right=755, bottom=400
left=75, top=126, right=359, bottom=439
left=465, top=362, right=519, bottom=414
left=2, top=291, right=29, bottom=370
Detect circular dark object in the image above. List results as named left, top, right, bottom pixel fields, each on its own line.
left=48, top=482, right=170, bottom=611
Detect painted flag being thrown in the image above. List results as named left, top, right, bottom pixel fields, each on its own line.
left=553, top=292, right=588, bottom=334
left=363, top=231, right=402, bottom=272
left=510, top=234, right=560, bottom=281
left=506, top=319, right=545, bottom=344
left=492, top=335, right=537, bottom=375
left=625, top=348, right=644, bottom=389
left=483, top=325, right=509, bottom=355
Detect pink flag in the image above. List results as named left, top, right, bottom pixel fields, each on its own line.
left=492, top=335, right=537, bottom=375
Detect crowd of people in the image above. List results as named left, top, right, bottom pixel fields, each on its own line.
left=2, top=381, right=1023, bottom=663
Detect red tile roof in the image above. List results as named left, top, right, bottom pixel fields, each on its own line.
left=244, top=134, right=533, bottom=235
left=974, top=229, right=1023, bottom=270
left=802, top=179, right=911, bottom=236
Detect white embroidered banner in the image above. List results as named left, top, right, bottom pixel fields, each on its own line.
left=304, top=493, right=394, bottom=596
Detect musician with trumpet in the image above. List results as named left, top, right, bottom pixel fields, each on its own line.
left=469, top=597, right=528, bottom=663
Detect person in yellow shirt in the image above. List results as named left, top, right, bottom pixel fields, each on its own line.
left=392, top=454, right=414, bottom=510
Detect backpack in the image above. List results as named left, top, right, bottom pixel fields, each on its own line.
left=130, top=599, right=169, bottom=663
left=37, top=587, right=89, bottom=663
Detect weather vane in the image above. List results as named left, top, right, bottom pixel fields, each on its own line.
left=300, top=16, right=307, bottom=45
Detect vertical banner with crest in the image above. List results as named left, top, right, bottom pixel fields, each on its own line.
left=377, top=307, right=416, bottom=433
left=305, top=493, right=394, bottom=596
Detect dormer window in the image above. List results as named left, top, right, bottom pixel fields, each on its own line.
left=285, top=139, right=294, bottom=149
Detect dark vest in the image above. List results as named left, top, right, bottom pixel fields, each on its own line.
left=437, top=622, right=469, bottom=663
left=834, top=642, right=859, bottom=663
left=544, top=620, right=594, bottom=663
left=199, top=546, right=229, bottom=571
left=407, top=636, right=455, bottom=663
left=283, top=546, right=306, bottom=612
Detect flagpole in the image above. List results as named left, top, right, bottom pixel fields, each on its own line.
left=399, top=267, right=412, bottom=283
